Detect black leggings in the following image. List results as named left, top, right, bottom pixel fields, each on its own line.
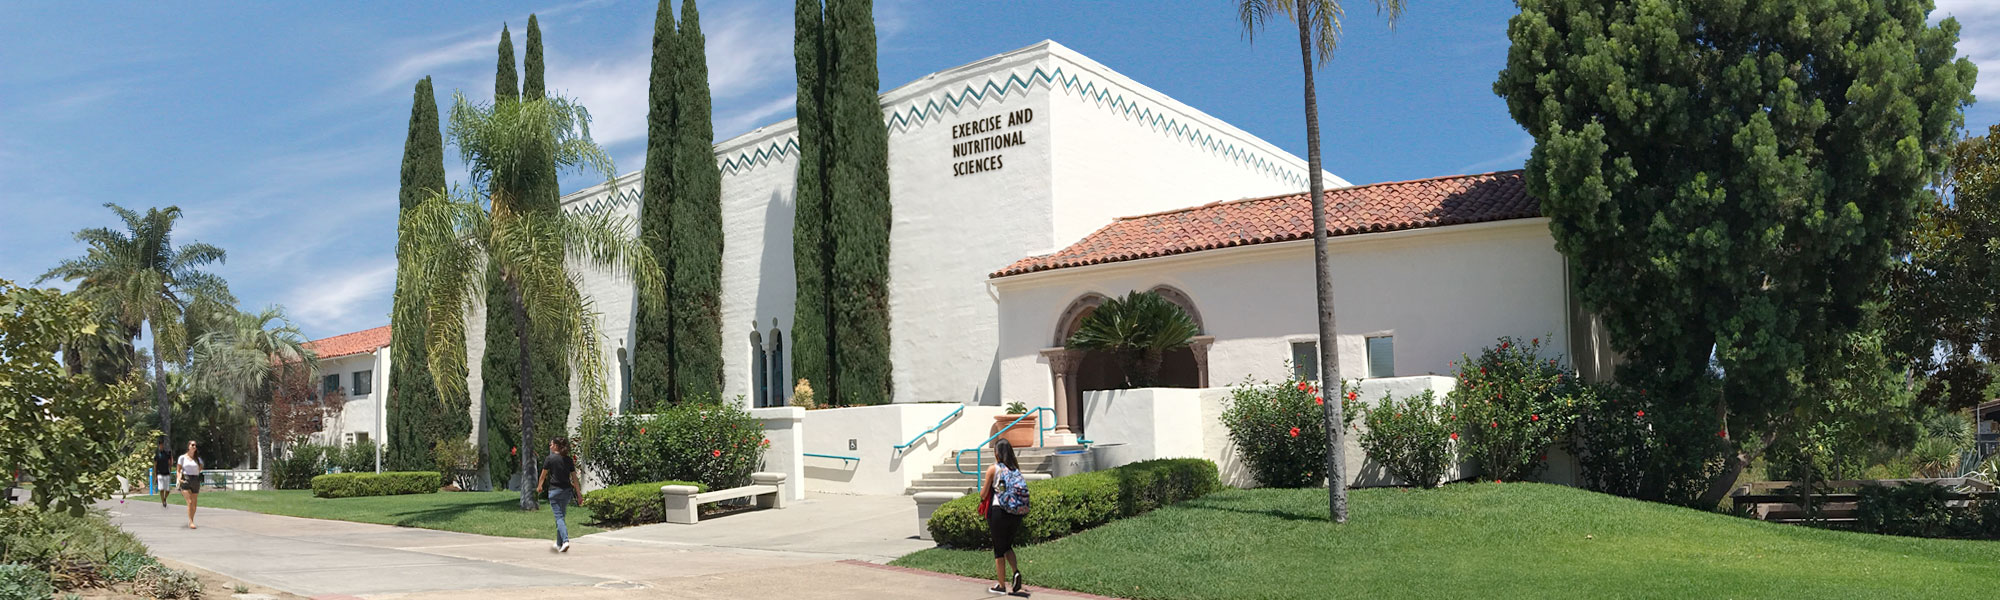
left=987, top=509, right=1022, bottom=558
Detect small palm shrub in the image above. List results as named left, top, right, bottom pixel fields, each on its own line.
left=1449, top=336, right=1585, bottom=481
left=582, top=399, right=769, bottom=489
left=1063, top=291, right=1199, bottom=388
left=1221, top=374, right=1344, bottom=488
left=1349, top=390, right=1454, bottom=488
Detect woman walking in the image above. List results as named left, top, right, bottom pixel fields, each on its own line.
left=174, top=441, right=203, bottom=529
left=536, top=437, right=582, bottom=553
left=980, top=439, right=1030, bottom=595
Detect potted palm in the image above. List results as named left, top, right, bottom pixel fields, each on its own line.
left=993, top=402, right=1038, bottom=448
left=1064, top=290, right=1200, bottom=388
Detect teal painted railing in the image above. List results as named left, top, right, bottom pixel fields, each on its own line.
left=894, top=405, right=965, bottom=453
left=804, top=452, right=859, bottom=467
left=955, top=407, right=1059, bottom=476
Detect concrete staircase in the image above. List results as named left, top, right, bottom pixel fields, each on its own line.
left=904, top=446, right=1079, bottom=494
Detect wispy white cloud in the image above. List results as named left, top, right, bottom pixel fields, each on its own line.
left=369, top=30, right=501, bottom=96
left=716, top=93, right=797, bottom=140
left=1454, top=135, right=1534, bottom=174
left=1938, top=0, right=2000, bottom=103
left=286, top=258, right=398, bottom=335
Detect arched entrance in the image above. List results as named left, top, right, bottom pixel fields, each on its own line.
left=1045, top=286, right=1214, bottom=439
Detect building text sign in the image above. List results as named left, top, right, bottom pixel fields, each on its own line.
left=950, top=109, right=1031, bottom=177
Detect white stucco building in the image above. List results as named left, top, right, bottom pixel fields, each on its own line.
left=301, top=326, right=392, bottom=449
left=410, top=40, right=1612, bottom=492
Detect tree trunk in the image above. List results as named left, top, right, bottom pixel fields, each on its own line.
left=506, top=275, right=539, bottom=511
left=1299, top=6, right=1347, bottom=523
left=257, top=389, right=275, bottom=491
left=153, top=325, right=172, bottom=448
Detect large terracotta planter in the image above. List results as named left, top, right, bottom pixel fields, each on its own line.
left=992, top=414, right=1039, bottom=448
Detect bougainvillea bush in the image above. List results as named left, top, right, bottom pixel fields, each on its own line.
left=1221, top=374, right=1350, bottom=488
left=1349, top=390, right=1455, bottom=488
left=581, top=398, right=768, bottom=490
left=1450, top=336, right=1588, bottom=482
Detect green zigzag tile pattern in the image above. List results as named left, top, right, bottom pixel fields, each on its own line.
left=575, top=63, right=1308, bottom=216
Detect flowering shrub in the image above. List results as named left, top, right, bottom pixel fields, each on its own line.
left=581, top=399, right=768, bottom=490
left=1449, top=336, right=1585, bottom=481
left=1220, top=374, right=1346, bottom=488
left=1566, top=382, right=1657, bottom=497
left=1350, top=390, right=1454, bottom=488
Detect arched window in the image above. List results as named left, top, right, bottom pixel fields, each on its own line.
left=768, top=328, right=787, bottom=407
left=750, top=330, right=769, bottom=408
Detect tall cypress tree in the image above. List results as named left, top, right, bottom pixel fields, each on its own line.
left=482, top=24, right=523, bottom=487
left=520, top=13, right=573, bottom=452
left=633, top=0, right=679, bottom=411
left=827, top=0, right=892, bottom=404
left=387, top=77, right=465, bottom=471
left=791, top=0, right=834, bottom=406
left=672, top=0, right=724, bottom=402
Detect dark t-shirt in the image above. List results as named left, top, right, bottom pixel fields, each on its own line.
left=153, top=449, right=173, bottom=474
left=542, top=453, right=575, bottom=490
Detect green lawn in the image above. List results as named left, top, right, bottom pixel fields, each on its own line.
left=142, top=490, right=605, bottom=539
left=891, top=483, right=2000, bottom=599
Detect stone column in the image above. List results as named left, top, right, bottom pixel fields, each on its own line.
left=1041, top=348, right=1080, bottom=436
left=1190, top=336, right=1215, bottom=388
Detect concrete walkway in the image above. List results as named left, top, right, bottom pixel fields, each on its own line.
left=102, top=495, right=1110, bottom=599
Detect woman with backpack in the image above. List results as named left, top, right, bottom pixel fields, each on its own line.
left=979, top=438, right=1028, bottom=595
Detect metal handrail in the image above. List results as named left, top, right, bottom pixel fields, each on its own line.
left=955, top=407, right=1058, bottom=476
left=804, top=452, right=859, bottom=467
left=894, top=405, right=965, bottom=452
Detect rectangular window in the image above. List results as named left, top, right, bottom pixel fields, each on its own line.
left=353, top=370, right=373, bottom=396
left=1291, top=340, right=1319, bottom=381
left=323, top=374, right=340, bottom=397
left=1366, top=336, right=1395, bottom=378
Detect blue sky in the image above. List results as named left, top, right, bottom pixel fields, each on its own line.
left=4, top=0, right=1998, bottom=339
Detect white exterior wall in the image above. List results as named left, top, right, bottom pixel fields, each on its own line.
left=543, top=40, right=1324, bottom=411
left=797, top=404, right=1006, bottom=495
left=1045, top=50, right=1342, bottom=247
left=995, top=219, right=1571, bottom=414
left=318, top=348, right=390, bottom=449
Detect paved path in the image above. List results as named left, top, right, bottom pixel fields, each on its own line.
left=103, top=494, right=1110, bottom=599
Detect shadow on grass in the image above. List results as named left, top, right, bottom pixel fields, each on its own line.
left=1176, top=500, right=1330, bottom=523
left=379, top=496, right=532, bottom=528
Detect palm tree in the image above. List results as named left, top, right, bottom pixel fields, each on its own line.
left=191, top=306, right=317, bottom=489
left=1237, top=0, right=1403, bottom=523
left=405, top=92, right=664, bottom=510
left=1064, top=291, right=1200, bottom=388
left=40, top=204, right=234, bottom=450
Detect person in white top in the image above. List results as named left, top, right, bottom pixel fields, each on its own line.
left=174, top=440, right=203, bottom=529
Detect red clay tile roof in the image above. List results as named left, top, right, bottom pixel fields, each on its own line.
left=991, top=170, right=1539, bottom=278
left=304, top=325, right=392, bottom=360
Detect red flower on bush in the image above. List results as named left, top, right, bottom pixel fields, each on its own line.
left=1315, top=396, right=1324, bottom=405
left=1634, top=410, right=1645, bottom=418
left=1490, top=421, right=1499, bottom=429
left=640, top=427, right=646, bottom=435
left=1345, top=391, right=1358, bottom=401
left=1296, top=381, right=1310, bottom=391
left=1530, top=413, right=1540, bottom=422
left=1501, top=341, right=1511, bottom=350
left=1288, top=427, right=1301, bottom=438
left=510, top=446, right=517, bottom=456
left=712, top=449, right=723, bottom=457
left=1449, top=432, right=1459, bottom=441
left=1531, top=337, right=1538, bottom=345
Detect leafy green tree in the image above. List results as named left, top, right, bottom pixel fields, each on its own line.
left=404, top=91, right=663, bottom=510
left=39, top=204, right=233, bottom=449
left=495, top=24, right=517, bottom=103
left=1063, top=291, right=1199, bottom=388
left=793, top=0, right=892, bottom=406
left=1236, top=0, right=1403, bottom=523
left=388, top=77, right=465, bottom=472
left=671, top=0, right=725, bottom=403
left=1494, top=0, right=1976, bottom=507
left=520, top=13, right=574, bottom=467
left=792, top=0, right=833, bottom=406
left=482, top=24, right=524, bottom=487
left=633, top=0, right=680, bottom=411
left=1890, top=124, right=2000, bottom=412
left=189, top=307, right=316, bottom=488
left=0, top=280, right=143, bottom=515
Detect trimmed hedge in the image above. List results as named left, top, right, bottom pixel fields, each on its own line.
left=927, top=458, right=1222, bottom=549
left=310, top=471, right=442, bottom=499
left=580, top=480, right=707, bottom=524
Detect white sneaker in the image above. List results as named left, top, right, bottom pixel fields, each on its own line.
left=559, top=542, right=571, bottom=553
left=551, top=542, right=561, bottom=552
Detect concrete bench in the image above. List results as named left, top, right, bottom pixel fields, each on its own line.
left=661, top=472, right=787, bottom=525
